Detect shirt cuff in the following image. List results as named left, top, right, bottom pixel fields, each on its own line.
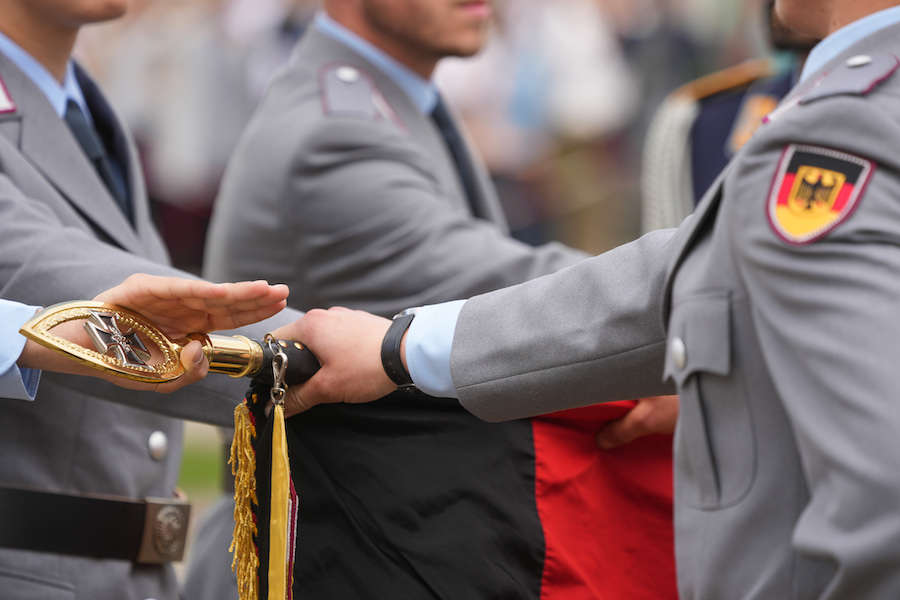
left=0, top=303, right=42, bottom=401
left=0, top=366, right=42, bottom=401
left=405, top=299, right=465, bottom=399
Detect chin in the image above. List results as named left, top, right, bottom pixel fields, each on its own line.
left=772, top=0, right=824, bottom=39
left=76, top=0, right=129, bottom=23
left=444, top=32, right=489, bottom=57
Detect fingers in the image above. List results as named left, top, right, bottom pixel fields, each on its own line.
left=184, top=280, right=282, bottom=310
left=97, top=274, right=289, bottom=308
left=94, top=274, right=291, bottom=335
left=276, top=308, right=395, bottom=416
left=154, top=340, right=209, bottom=393
left=150, top=276, right=227, bottom=303
left=283, top=378, right=325, bottom=416
left=595, top=395, right=679, bottom=449
left=225, top=299, right=289, bottom=330
left=97, top=274, right=222, bottom=305
left=595, top=408, right=646, bottom=449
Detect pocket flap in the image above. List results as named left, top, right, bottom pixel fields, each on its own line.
left=664, top=292, right=731, bottom=386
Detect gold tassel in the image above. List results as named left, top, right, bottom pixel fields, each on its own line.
left=230, top=399, right=259, bottom=600
left=268, top=402, right=291, bottom=599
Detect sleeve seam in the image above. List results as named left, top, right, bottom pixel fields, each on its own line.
left=455, top=339, right=668, bottom=391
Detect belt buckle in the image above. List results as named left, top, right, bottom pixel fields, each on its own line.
left=136, top=497, right=192, bottom=564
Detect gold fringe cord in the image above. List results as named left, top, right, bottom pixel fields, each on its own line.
left=230, top=399, right=259, bottom=600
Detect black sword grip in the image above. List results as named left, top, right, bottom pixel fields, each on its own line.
left=253, top=339, right=321, bottom=386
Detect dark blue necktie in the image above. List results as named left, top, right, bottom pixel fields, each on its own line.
left=430, top=94, right=484, bottom=217
left=63, top=98, right=132, bottom=223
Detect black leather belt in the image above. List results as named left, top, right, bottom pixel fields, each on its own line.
left=0, top=486, right=191, bottom=564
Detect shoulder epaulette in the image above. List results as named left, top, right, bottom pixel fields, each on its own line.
left=0, top=72, right=17, bottom=115
left=318, top=63, right=399, bottom=123
left=800, top=53, right=899, bottom=105
left=673, top=58, right=775, bottom=102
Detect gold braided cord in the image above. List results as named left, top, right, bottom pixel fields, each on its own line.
left=267, top=403, right=291, bottom=599
left=230, top=399, right=259, bottom=600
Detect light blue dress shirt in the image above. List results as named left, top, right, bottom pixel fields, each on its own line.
left=0, top=300, right=41, bottom=401
left=314, top=12, right=438, bottom=114
left=408, top=7, right=900, bottom=399
left=405, top=300, right=465, bottom=398
left=800, top=5, right=900, bottom=83
left=0, top=31, right=91, bottom=119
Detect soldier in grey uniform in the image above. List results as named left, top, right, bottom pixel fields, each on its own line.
left=198, top=1, right=677, bottom=598
left=282, top=1, right=900, bottom=597
left=0, top=2, right=305, bottom=598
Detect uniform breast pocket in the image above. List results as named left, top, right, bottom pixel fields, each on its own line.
left=665, top=291, right=756, bottom=510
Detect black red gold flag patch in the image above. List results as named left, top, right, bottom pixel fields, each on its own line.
left=767, top=144, right=873, bottom=244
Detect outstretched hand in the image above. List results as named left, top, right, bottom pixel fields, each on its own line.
left=19, top=274, right=290, bottom=393
left=93, top=273, right=289, bottom=338
left=270, top=307, right=395, bottom=416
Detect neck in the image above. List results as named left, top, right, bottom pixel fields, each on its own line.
left=324, top=7, right=439, bottom=78
left=0, top=7, right=78, bottom=83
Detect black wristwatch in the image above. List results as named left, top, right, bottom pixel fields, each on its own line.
left=381, top=309, right=417, bottom=389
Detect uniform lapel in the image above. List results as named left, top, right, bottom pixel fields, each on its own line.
left=73, top=63, right=166, bottom=261
left=0, top=53, right=143, bottom=253
left=660, top=167, right=728, bottom=325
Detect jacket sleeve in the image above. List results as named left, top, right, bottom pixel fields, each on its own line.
left=449, top=227, right=678, bottom=422
left=0, top=174, right=300, bottom=427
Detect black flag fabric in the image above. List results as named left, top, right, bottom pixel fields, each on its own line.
left=232, top=387, right=677, bottom=600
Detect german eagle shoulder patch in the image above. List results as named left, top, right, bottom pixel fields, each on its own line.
left=766, top=144, right=874, bottom=244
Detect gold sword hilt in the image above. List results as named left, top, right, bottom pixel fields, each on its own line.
left=19, top=301, right=319, bottom=385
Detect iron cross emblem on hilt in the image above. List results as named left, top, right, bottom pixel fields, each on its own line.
left=84, top=310, right=152, bottom=368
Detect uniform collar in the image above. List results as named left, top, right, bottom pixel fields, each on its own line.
left=313, top=12, right=438, bottom=114
left=800, top=5, right=900, bottom=83
left=0, top=31, right=91, bottom=120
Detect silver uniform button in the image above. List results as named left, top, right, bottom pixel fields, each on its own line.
left=670, top=337, right=687, bottom=370
left=148, top=431, right=168, bottom=461
left=336, top=66, right=360, bottom=83
left=846, top=54, right=872, bottom=68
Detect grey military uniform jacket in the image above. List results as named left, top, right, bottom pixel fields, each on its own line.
left=204, top=27, right=585, bottom=315
left=0, top=55, right=297, bottom=599
left=450, top=23, right=900, bottom=599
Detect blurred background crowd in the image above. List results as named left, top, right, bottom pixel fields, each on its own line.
left=75, top=0, right=774, bottom=270
left=73, top=0, right=780, bottom=567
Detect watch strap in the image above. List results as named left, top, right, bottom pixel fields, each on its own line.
left=381, top=313, right=415, bottom=387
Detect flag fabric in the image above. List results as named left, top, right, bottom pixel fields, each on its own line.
left=233, top=388, right=676, bottom=599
